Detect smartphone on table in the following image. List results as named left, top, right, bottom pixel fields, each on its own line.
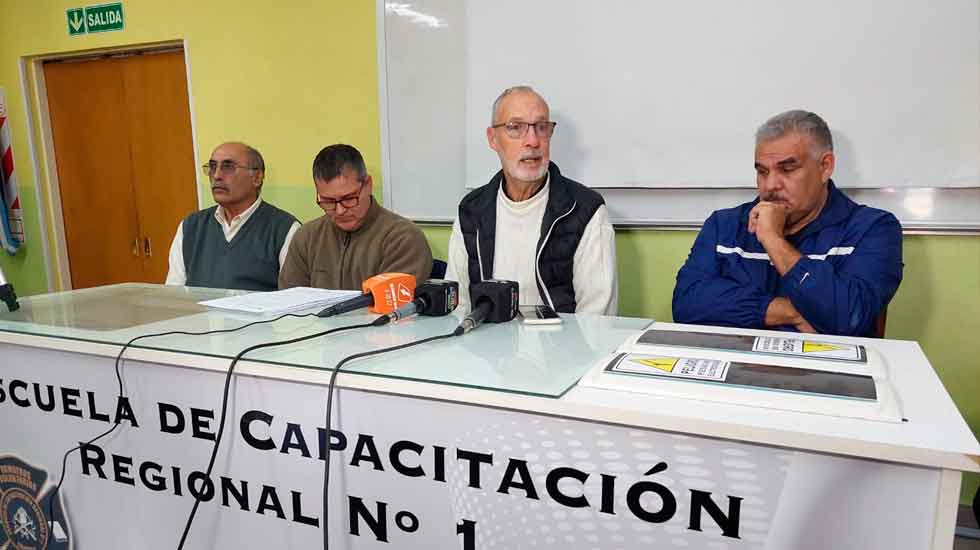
left=518, top=305, right=562, bottom=325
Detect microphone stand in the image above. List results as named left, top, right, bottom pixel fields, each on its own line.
left=0, top=263, right=19, bottom=312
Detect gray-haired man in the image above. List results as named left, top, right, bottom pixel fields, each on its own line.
left=166, top=142, right=299, bottom=291
left=672, top=110, right=903, bottom=336
left=445, top=85, right=618, bottom=314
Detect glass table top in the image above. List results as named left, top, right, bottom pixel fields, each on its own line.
left=0, top=283, right=652, bottom=398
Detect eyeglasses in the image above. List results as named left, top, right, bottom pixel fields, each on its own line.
left=201, top=160, right=259, bottom=176
left=317, top=180, right=366, bottom=212
left=491, top=120, right=557, bottom=139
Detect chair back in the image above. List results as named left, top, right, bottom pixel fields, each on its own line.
left=430, top=259, right=448, bottom=279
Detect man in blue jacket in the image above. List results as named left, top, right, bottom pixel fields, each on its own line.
left=672, top=110, right=903, bottom=336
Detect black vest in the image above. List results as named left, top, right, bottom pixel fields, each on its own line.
left=182, top=201, right=297, bottom=291
left=457, top=162, right=604, bottom=312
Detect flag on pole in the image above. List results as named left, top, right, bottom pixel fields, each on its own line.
left=0, top=87, right=25, bottom=255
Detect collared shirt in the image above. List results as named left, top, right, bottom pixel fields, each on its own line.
left=165, top=198, right=300, bottom=285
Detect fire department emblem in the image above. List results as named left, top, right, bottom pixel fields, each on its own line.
left=0, top=457, right=70, bottom=550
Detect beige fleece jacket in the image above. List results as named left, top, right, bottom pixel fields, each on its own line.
left=278, top=199, right=433, bottom=290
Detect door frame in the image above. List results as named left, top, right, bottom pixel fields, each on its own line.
left=26, top=40, right=202, bottom=290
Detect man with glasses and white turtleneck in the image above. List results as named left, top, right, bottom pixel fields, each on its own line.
left=446, top=86, right=618, bottom=314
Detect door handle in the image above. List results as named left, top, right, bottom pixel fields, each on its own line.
left=132, top=239, right=140, bottom=256
left=143, top=237, right=152, bottom=257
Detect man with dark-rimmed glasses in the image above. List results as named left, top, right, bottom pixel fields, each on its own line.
left=165, top=141, right=299, bottom=291
left=446, top=86, right=618, bottom=314
left=278, top=144, right=432, bottom=290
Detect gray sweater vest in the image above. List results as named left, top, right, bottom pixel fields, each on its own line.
left=182, top=201, right=297, bottom=291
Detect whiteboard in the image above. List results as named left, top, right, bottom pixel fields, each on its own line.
left=378, top=0, right=980, bottom=230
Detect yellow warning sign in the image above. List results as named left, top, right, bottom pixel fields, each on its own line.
left=633, top=357, right=678, bottom=373
left=803, top=341, right=848, bottom=353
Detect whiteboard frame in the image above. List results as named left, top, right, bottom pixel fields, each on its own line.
left=376, top=1, right=394, bottom=212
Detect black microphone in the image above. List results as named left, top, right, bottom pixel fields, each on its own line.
left=387, top=280, right=459, bottom=322
left=317, top=294, right=373, bottom=318
left=455, top=279, right=519, bottom=335
left=316, top=273, right=416, bottom=318
left=0, top=264, right=18, bottom=312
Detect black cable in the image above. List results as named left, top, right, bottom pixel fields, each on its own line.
left=43, top=310, right=318, bottom=550
left=321, top=327, right=460, bottom=550
left=176, top=316, right=388, bottom=550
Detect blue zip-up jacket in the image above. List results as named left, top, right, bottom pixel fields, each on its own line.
left=672, top=181, right=903, bottom=336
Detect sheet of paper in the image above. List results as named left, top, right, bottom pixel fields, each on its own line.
left=610, top=354, right=730, bottom=382
left=752, top=336, right=863, bottom=361
left=635, top=329, right=867, bottom=364
left=198, top=287, right=362, bottom=315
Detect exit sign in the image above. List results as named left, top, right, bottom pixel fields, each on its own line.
left=67, top=3, right=125, bottom=36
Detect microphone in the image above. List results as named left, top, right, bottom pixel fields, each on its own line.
left=455, top=279, right=518, bottom=335
left=0, top=264, right=18, bottom=312
left=387, top=279, right=460, bottom=322
left=317, top=273, right=416, bottom=318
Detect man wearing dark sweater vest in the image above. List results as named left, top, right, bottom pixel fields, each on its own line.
left=165, top=142, right=300, bottom=291
left=445, top=86, right=618, bottom=314
left=278, top=144, right=432, bottom=290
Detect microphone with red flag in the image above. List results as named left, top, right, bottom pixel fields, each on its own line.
left=316, top=273, right=416, bottom=318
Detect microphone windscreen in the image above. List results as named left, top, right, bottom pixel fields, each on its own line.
left=416, top=279, right=459, bottom=316
left=362, top=273, right=416, bottom=314
left=469, top=279, right=519, bottom=323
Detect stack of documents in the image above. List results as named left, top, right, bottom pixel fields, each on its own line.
left=579, top=326, right=901, bottom=422
left=198, top=287, right=362, bottom=315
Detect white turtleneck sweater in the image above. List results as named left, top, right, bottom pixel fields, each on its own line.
left=445, top=179, right=618, bottom=315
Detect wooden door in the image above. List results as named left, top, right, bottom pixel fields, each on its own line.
left=119, top=51, right=198, bottom=283
left=44, top=49, right=198, bottom=289
left=44, top=57, right=143, bottom=289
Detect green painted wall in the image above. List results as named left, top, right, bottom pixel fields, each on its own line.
left=0, top=0, right=381, bottom=291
